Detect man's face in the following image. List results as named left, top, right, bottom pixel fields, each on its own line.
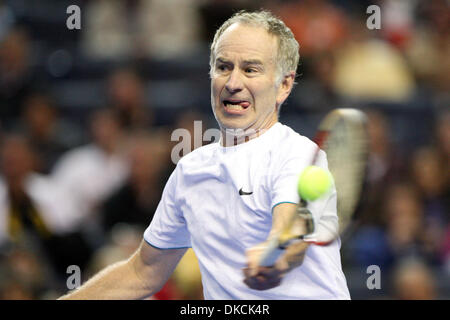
left=211, top=23, right=292, bottom=134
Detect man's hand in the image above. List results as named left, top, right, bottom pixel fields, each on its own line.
left=242, top=202, right=311, bottom=290
left=242, top=239, right=309, bottom=290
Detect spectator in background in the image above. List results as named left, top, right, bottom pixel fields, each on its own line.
left=441, top=228, right=450, bottom=275
left=366, top=110, right=404, bottom=186
left=107, top=67, right=153, bottom=131
left=411, top=147, right=449, bottom=216
left=0, top=27, right=35, bottom=126
left=136, top=0, right=204, bottom=59
left=0, top=134, right=92, bottom=280
left=410, top=147, right=449, bottom=262
left=82, top=0, right=203, bottom=60
left=51, top=109, right=129, bottom=237
left=358, top=110, right=405, bottom=226
left=0, top=0, right=15, bottom=41
left=383, top=184, right=428, bottom=261
left=435, top=108, right=450, bottom=271
left=432, top=112, right=450, bottom=267
left=434, top=110, right=450, bottom=164
left=0, top=246, right=55, bottom=299
left=381, top=0, right=416, bottom=50
left=274, top=0, right=349, bottom=58
left=406, top=0, right=450, bottom=96
left=391, top=257, right=437, bottom=300
left=18, top=92, right=84, bottom=174
left=349, top=183, right=433, bottom=271
left=0, top=134, right=40, bottom=245
left=290, top=50, right=338, bottom=111
left=81, top=0, right=138, bottom=60
left=331, top=18, right=415, bottom=102
left=101, top=130, right=170, bottom=232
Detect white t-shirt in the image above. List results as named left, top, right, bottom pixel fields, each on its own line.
left=144, top=122, right=350, bottom=299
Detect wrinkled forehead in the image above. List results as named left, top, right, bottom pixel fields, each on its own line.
left=213, top=23, right=279, bottom=64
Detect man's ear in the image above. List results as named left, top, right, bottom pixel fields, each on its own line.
left=276, top=72, right=295, bottom=107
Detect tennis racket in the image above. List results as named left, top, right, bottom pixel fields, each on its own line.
left=259, top=108, right=368, bottom=267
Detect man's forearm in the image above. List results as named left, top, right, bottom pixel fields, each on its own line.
left=282, top=241, right=309, bottom=271
left=269, top=203, right=310, bottom=271
left=59, top=255, right=157, bottom=300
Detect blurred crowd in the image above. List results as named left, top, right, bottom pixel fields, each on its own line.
left=0, top=0, right=448, bottom=299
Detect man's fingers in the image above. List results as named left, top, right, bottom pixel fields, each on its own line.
left=242, top=266, right=252, bottom=278
left=242, top=265, right=284, bottom=290
left=245, top=245, right=267, bottom=270
left=243, top=264, right=275, bottom=277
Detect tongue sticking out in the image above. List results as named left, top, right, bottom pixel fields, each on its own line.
left=224, top=100, right=250, bottom=109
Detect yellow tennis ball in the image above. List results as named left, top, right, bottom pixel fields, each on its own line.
left=297, top=165, right=333, bottom=201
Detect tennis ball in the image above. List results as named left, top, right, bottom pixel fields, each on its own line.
left=297, top=165, right=333, bottom=201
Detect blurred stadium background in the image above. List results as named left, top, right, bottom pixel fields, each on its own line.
left=0, top=0, right=448, bottom=299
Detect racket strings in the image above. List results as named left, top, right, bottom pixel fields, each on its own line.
left=324, top=116, right=367, bottom=235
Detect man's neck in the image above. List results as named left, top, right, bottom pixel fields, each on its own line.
left=220, top=117, right=278, bottom=147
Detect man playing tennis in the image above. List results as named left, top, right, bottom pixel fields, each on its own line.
left=60, top=10, right=350, bottom=300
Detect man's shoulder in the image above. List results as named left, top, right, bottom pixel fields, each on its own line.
left=273, top=123, right=317, bottom=155
left=176, top=142, right=218, bottom=167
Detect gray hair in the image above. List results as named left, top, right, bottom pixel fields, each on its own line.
left=209, top=10, right=300, bottom=84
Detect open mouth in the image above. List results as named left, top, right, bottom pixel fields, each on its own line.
left=222, top=99, right=250, bottom=113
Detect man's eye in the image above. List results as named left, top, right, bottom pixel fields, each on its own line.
left=217, top=65, right=229, bottom=71
left=245, top=68, right=257, bottom=73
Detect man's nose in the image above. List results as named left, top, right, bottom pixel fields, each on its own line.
left=225, top=70, right=244, bottom=93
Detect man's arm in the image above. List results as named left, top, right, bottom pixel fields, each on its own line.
left=243, top=202, right=309, bottom=290
left=59, top=240, right=187, bottom=300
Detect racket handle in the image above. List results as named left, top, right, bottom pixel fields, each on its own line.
left=258, top=238, right=285, bottom=267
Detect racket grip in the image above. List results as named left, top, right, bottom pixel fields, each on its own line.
left=258, top=238, right=285, bottom=267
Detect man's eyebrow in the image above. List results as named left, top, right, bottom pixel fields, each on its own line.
left=216, top=57, right=231, bottom=64
left=242, top=59, right=263, bottom=65
left=215, top=57, right=263, bottom=65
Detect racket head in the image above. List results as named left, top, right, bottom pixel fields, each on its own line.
left=312, top=108, right=368, bottom=243
left=258, top=108, right=368, bottom=266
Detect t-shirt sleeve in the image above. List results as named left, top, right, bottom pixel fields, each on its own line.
left=270, top=139, right=338, bottom=239
left=270, top=137, right=316, bottom=209
left=143, top=166, right=191, bottom=249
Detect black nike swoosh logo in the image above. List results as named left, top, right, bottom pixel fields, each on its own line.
left=239, top=188, right=253, bottom=196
